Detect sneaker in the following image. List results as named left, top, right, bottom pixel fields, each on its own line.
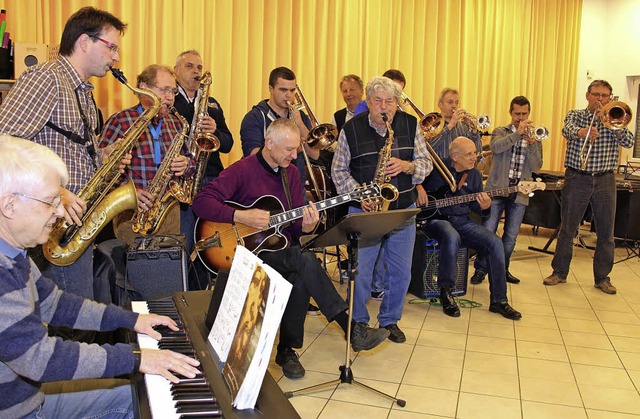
left=489, top=302, right=522, bottom=320
left=595, top=279, right=617, bottom=294
left=351, top=322, right=390, bottom=352
left=543, top=273, right=566, bottom=286
left=307, top=303, right=321, bottom=316
left=470, top=270, right=486, bottom=284
left=383, top=323, right=406, bottom=343
left=371, top=290, right=385, bottom=301
left=275, top=346, right=305, bottom=379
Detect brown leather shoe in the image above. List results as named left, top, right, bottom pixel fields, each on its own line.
left=543, top=273, right=566, bottom=286
left=594, top=279, right=617, bottom=294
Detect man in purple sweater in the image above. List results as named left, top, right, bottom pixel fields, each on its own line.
left=192, top=118, right=389, bottom=380
left=0, top=135, right=200, bottom=418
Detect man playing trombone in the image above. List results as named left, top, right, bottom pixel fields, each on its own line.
left=543, top=80, right=633, bottom=294
left=470, top=96, right=542, bottom=285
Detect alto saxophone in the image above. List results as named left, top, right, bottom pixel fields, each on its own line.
left=131, top=108, right=190, bottom=236
left=43, top=67, right=161, bottom=266
left=170, top=71, right=220, bottom=204
left=371, top=113, right=399, bottom=212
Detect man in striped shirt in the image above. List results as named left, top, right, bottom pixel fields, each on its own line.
left=543, top=80, right=634, bottom=293
left=0, top=135, right=199, bottom=418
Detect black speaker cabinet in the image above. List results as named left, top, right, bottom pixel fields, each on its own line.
left=410, top=230, right=468, bottom=299
left=126, top=235, right=188, bottom=300
left=615, top=190, right=640, bottom=240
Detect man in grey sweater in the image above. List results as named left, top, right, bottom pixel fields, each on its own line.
left=0, top=135, right=200, bottom=418
left=470, top=96, right=543, bottom=285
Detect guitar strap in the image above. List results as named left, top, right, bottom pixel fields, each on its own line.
left=457, top=173, right=468, bottom=191
left=280, top=168, right=293, bottom=209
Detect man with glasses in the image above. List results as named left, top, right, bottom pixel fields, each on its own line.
left=421, top=137, right=522, bottom=320
left=0, top=135, right=200, bottom=418
left=332, top=76, right=432, bottom=344
left=99, top=64, right=193, bottom=250
left=0, top=7, right=128, bottom=341
left=543, top=80, right=633, bottom=294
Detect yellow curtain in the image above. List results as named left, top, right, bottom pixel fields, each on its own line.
left=0, top=0, right=581, bottom=171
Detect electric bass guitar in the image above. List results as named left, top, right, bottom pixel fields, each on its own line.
left=194, top=183, right=382, bottom=272
left=416, top=181, right=545, bottom=226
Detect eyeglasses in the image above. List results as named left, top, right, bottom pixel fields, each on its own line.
left=91, top=36, right=120, bottom=53
left=151, top=85, right=179, bottom=96
left=13, top=192, right=63, bottom=210
left=589, top=92, right=611, bottom=99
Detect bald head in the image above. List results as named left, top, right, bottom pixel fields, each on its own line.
left=450, top=137, right=477, bottom=172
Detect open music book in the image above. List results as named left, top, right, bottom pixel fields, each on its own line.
left=207, top=246, right=292, bottom=410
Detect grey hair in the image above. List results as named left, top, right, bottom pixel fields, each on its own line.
left=438, top=87, right=460, bottom=103
left=175, top=50, right=201, bottom=67
left=265, top=118, right=299, bottom=143
left=365, top=76, right=402, bottom=101
left=0, top=135, right=68, bottom=194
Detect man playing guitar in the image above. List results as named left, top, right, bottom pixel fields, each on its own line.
left=192, top=118, right=389, bottom=380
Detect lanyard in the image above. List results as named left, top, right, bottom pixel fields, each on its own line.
left=139, top=105, right=163, bottom=165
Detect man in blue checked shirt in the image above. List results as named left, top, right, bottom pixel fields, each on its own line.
left=543, top=80, right=633, bottom=294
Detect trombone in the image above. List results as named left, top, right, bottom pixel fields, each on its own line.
left=400, top=93, right=457, bottom=192
left=579, top=97, right=632, bottom=170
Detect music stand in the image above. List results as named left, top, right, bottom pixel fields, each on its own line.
left=286, top=208, right=420, bottom=407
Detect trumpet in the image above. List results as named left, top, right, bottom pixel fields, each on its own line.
left=461, top=111, right=491, bottom=131
left=400, top=93, right=457, bottom=192
left=524, top=125, right=549, bottom=141
left=579, top=97, right=632, bottom=170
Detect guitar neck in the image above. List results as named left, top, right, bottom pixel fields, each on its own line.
left=269, top=193, right=352, bottom=227
left=434, top=185, right=519, bottom=209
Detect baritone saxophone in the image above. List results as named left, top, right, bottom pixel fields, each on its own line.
left=43, top=67, right=162, bottom=266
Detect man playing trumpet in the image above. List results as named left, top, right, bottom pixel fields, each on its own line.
left=470, top=96, right=543, bottom=285
left=430, top=88, right=483, bottom=159
left=543, top=80, right=633, bottom=294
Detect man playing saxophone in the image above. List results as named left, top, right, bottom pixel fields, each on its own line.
left=0, top=7, right=129, bottom=342
left=99, top=64, right=194, bottom=249
left=332, top=76, right=432, bottom=344
left=173, top=50, right=234, bottom=289
left=543, top=80, right=633, bottom=294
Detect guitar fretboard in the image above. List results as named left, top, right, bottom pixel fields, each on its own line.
left=426, top=185, right=519, bottom=210
left=268, top=193, right=355, bottom=227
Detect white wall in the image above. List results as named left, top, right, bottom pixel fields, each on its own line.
left=577, top=0, right=640, bottom=162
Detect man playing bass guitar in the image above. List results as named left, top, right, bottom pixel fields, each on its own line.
left=417, top=137, right=522, bottom=320
left=192, top=118, right=389, bottom=380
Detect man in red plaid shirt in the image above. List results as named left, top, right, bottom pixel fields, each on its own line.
left=99, top=64, right=194, bottom=248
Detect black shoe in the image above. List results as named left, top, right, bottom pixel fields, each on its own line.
left=351, top=322, right=390, bottom=351
left=440, top=287, right=461, bottom=317
left=489, top=302, right=522, bottom=320
left=275, top=346, right=305, bottom=379
left=506, top=271, right=521, bottom=284
left=470, top=271, right=486, bottom=285
left=383, top=324, right=406, bottom=343
left=307, top=303, right=321, bottom=316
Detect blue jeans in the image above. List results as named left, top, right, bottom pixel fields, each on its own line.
left=180, top=203, right=211, bottom=290
left=25, top=384, right=133, bottom=419
left=371, top=248, right=385, bottom=292
left=423, top=215, right=508, bottom=303
left=349, top=206, right=416, bottom=327
left=552, top=168, right=616, bottom=283
left=474, top=197, right=526, bottom=274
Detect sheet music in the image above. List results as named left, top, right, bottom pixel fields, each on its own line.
left=208, top=246, right=258, bottom=362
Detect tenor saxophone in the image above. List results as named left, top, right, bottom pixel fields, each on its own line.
left=169, top=71, right=220, bottom=204
left=131, top=108, right=190, bottom=236
left=371, top=113, right=399, bottom=212
left=43, top=67, right=161, bottom=266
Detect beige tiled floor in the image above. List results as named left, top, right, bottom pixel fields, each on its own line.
left=267, top=225, right=640, bottom=418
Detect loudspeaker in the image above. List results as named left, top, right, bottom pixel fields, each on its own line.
left=14, top=43, right=48, bottom=79
left=615, top=190, right=640, bottom=240
left=409, top=231, right=468, bottom=299
left=125, top=235, right=188, bottom=300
